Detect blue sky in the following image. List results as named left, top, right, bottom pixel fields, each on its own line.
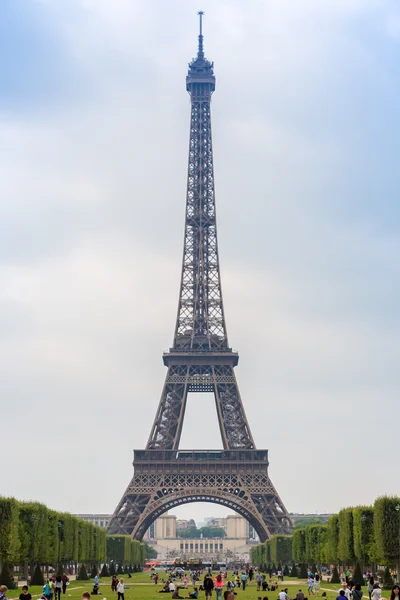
left=0, top=0, right=399, bottom=522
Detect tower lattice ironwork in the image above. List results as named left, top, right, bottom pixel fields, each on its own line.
left=107, top=13, right=292, bottom=542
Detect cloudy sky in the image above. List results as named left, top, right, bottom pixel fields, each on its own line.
left=1, top=0, right=399, bottom=525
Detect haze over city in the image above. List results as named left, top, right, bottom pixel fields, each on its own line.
left=1, top=0, right=399, bottom=524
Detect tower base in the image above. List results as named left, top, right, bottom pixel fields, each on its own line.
left=107, top=449, right=292, bottom=541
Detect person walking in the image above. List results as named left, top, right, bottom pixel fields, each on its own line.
left=241, top=573, right=247, bottom=591
left=367, top=579, right=374, bottom=600
left=55, top=576, right=62, bottom=600
left=352, top=584, right=363, bottom=600
left=371, top=584, right=382, bottom=600
left=183, top=575, right=188, bottom=589
left=204, top=575, right=214, bottom=600
left=62, top=574, right=69, bottom=595
left=214, top=574, right=224, bottom=600
left=307, top=577, right=314, bottom=596
left=313, top=575, right=321, bottom=597
left=257, top=573, right=263, bottom=591
left=117, top=578, right=124, bottom=600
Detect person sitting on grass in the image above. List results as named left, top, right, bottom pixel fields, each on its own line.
left=172, top=589, right=184, bottom=600
left=187, top=587, right=199, bottom=599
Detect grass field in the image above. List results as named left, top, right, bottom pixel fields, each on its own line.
left=4, top=574, right=395, bottom=600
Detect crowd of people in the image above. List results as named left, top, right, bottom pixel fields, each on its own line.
left=1, top=565, right=399, bottom=600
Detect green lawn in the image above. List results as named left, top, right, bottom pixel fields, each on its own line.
left=5, top=574, right=395, bottom=600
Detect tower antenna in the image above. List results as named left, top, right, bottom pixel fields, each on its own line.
left=197, top=10, right=204, bottom=58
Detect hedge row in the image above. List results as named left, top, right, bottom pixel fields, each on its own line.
left=106, top=536, right=146, bottom=568
left=0, top=497, right=106, bottom=565
left=251, top=495, right=400, bottom=575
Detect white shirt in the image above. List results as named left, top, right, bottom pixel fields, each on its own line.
left=117, top=583, right=124, bottom=594
left=371, top=589, right=381, bottom=600
left=279, top=592, right=287, bottom=600
left=169, top=583, right=175, bottom=592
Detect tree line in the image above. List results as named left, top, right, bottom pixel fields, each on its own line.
left=0, top=497, right=146, bottom=584
left=177, top=526, right=226, bottom=539
left=251, top=495, right=400, bottom=579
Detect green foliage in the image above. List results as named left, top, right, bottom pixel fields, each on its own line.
left=118, top=564, right=124, bottom=574
left=374, top=496, right=400, bottom=565
left=200, top=526, right=226, bottom=538
left=299, top=563, right=308, bottom=579
left=177, top=525, right=199, bottom=538
left=177, top=525, right=225, bottom=539
left=269, top=535, right=292, bottom=564
left=144, top=543, right=158, bottom=559
left=383, top=566, right=393, bottom=589
left=305, top=525, right=327, bottom=564
left=283, top=565, right=289, bottom=576
left=290, top=563, right=298, bottom=577
left=100, top=563, right=110, bottom=577
left=77, top=564, right=89, bottom=581
left=90, top=564, right=98, bottom=578
left=109, top=562, right=116, bottom=576
left=353, top=507, right=374, bottom=565
left=331, top=566, right=341, bottom=584
left=352, top=562, right=364, bottom=586
left=31, top=564, right=45, bottom=586
left=338, top=508, right=355, bottom=564
left=294, top=517, right=327, bottom=528
left=0, top=561, right=16, bottom=589
left=0, top=498, right=20, bottom=563
left=293, top=528, right=306, bottom=563
left=326, top=515, right=340, bottom=564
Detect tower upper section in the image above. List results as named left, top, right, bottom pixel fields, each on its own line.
left=169, top=11, right=230, bottom=355
left=186, top=12, right=215, bottom=98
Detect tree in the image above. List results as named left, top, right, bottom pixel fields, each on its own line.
left=0, top=498, right=20, bottom=566
left=338, top=508, right=355, bottom=565
left=374, top=496, right=400, bottom=581
left=100, top=563, right=110, bottom=577
left=283, top=565, right=289, bottom=576
left=31, top=564, right=44, bottom=586
left=90, top=564, right=98, bottom=578
left=305, top=525, right=327, bottom=566
left=109, top=562, right=116, bottom=576
left=144, top=543, right=158, bottom=559
left=382, top=566, right=393, bottom=590
left=352, top=562, right=364, bottom=586
left=290, top=563, right=298, bottom=578
left=177, top=526, right=200, bottom=539
left=77, top=564, right=89, bottom=581
left=299, top=564, right=308, bottom=579
left=326, top=515, right=340, bottom=564
left=199, top=526, right=226, bottom=538
left=117, top=564, right=124, bottom=575
left=330, top=566, right=341, bottom=584
left=269, top=536, right=292, bottom=565
left=0, top=562, right=16, bottom=589
left=293, top=529, right=306, bottom=564
left=353, top=507, right=374, bottom=567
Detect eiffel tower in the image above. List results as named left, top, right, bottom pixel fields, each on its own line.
left=107, top=13, right=292, bottom=542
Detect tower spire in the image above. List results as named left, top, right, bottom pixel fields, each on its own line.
left=197, top=10, right=204, bottom=59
